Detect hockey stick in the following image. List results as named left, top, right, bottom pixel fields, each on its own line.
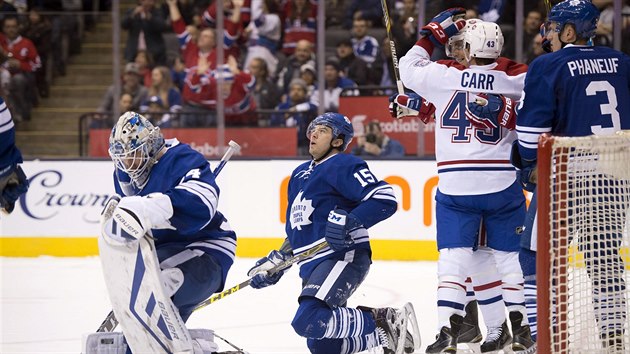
left=96, top=140, right=241, bottom=333
left=380, top=0, right=405, bottom=94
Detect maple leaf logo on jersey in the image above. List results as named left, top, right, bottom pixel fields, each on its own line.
left=290, top=191, right=314, bottom=230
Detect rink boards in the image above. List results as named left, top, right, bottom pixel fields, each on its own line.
left=0, top=159, right=440, bottom=260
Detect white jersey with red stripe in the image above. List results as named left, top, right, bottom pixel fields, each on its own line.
left=399, top=44, right=528, bottom=196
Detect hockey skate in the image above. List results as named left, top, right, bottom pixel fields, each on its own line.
left=361, top=303, right=421, bottom=354
left=425, top=314, right=463, bottom=354
left=480, top=321, right=512, bottom=353
left=509, top=312, right=536, bottom=353
left=457, top=301, right=483, bottom=353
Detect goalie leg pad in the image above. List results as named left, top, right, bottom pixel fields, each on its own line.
left=82, top=332, right=127, bottom=354
left=189, top=329, right=220, bottom=354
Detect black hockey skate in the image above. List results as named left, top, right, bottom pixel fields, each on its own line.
left=480, top=320, right=512, bottom=353
left=425, top=314, right=463, bottom=354
left=458, top=301, right=483, bottom=344
left=509, top=311, right=536, bottom=353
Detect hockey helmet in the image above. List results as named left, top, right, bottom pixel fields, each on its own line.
left=547, top=0, right=599, bottom=40
left=109, top=111, right=165, bottom=189
left=306, top=112, right=354, bottom=151
left=462, top=19, right=503, bottom=60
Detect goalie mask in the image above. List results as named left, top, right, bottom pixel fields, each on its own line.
left=109, top=112, right=165, bottom=189
left=306, top=112, right=354, bottom=151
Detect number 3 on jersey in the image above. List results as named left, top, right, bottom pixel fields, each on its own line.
left=442, top=91, right=502, bottom=144
left=354, top=168, right=376, bottom=187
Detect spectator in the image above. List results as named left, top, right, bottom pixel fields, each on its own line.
left=97, top=62, right=149, bottom=118
left=522, top=9, right=543, bottom=59
left=243, top=0, right=281, bottom=78
left=22, top=7, right=52, bottom=98
left=248, top=57, right=281, bottom=113
left=374, top=37, right=395, bottom=94
left=277, top=39, right=314, bottom=93
left=594, top=0, right=630, bottom=47
left=299, top=61, right=316, bottom=96
left=139, top=65, right=183, bottom=118
left=202, top=0, right=249, bottom=60
left=526, top=31, right=546, bottom=64
left=212, top=61, right=257, bottom=126
left=0, top=1, right=17, bottom=22
left=343, top=0, right=386, bottom=29
left=271, top=78, right=317, bottom=155
left=134, top=49, right=155, bottom=87
left=141, top=95, right=174, bottom=127
left=91, top=93, right=135, bottom=129
left=280, top=0, right=317, bottom=55
left=325, top=0, right=345, bottom=27
left=0, top=15, right=41, bottom=122
left=122, top=0, right=169, bottom=66
left=336, top=38, right=369, bottom=86
left=310, top=59, right=358, bottom=113
left=166, top=0, right=219, bottom=127
left=351, top=18, right=379, bottom=65
left=170, top=55, right=186, bottom=91
left=352, top=120, right=404, bottom=157
left=392, top=0, right=419, bottom=57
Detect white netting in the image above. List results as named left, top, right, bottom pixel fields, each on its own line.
left=544, top=131, right=630, bottom=353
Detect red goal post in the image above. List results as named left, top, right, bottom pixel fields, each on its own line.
left=537, top=131, right=630, bottom=354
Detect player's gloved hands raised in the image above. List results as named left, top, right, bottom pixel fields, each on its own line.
left=420, top=7, right=467, bottom=47
left=0, top=164, right=29, bottom=213
left=510, top=141, right=537, bottom=192
left=466, top=93, right=517, bottom=130
left=325, top=209, right=362, bottom=251
left=389, top=92, right=436, bottom=123
left=100, top=193, right=174, bottom=246
left=247, top=249, right=292, bottom=288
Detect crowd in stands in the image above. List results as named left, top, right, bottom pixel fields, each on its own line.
left=1, top=0, right=626, bottom=153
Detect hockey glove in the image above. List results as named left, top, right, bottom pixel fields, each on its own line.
left=0, top=164, right=29, bottom=213
left=419, top=8, right=467, bottom=47
left=389, top=92, right=436, bottom=123
left=466, top=93, right=517, bottom=130
left=510, top=141, right=537, bottom=192
left=325, top=209, right=362, bottom=251
left=247, top=250, right=292, bottom=288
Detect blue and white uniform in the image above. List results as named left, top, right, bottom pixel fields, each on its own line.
left=0, top=98, right=22, bottom=171
left=113, top=138, right=236, bottom=321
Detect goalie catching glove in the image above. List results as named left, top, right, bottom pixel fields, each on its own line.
left=325, top=209, right=362, bottom=251
left=466, top=93, right=517, bottom=130
left=100, top=193, right=174, bottom=246
left=389, top=92, right=436, bottom=123
left=0, top=164, right=29, bottom=213
left=247, top=249, right=292, bottom=288
left=419, top=7, right=467, bottom=47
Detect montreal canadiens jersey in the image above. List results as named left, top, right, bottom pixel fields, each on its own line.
left=113, top=139, right=237, bottom=267
left=286, top=153, right=397, bottom=279
left=399, top=45, right=527, bottom=196
left=516, top=45, right=630, bottom=161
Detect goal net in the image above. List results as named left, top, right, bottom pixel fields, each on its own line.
left=537, top=132, right=630, bottom=354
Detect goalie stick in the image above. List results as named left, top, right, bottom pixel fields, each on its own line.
left=96, top=140, right=241, bottom=333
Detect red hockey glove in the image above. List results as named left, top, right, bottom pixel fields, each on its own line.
left=419, top=8, right=467, bottom=47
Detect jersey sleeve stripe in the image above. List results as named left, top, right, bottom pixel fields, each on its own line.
left=174, top=184, right=217, bottom=223
left=361, top=185, right=395, bottom=202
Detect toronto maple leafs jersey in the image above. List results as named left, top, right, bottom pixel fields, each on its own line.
left=286, top=153, right=397, bottom=279
left=399, top=44, right=528, bottom=196
left=516, top=44, right=630, bottom=162
left=0, top=98, right=23, bottom=170
left=113, top=139, right=237, bottom=269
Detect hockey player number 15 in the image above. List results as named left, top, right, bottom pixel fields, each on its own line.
left=354, top=168, right=377, bottom=187
left=586, top=80, right=621, bottom=135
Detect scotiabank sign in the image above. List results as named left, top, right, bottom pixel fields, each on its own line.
left=340, top=96, right=435, bottom=155
left=89, top=128, right=298, bottom=157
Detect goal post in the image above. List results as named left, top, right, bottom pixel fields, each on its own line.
left=537, top=131, right=630, bottom=354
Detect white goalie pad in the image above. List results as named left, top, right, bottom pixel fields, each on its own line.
left=82, top=332, right=127, bottom=354
left=98, top=232, right=193, bottom=353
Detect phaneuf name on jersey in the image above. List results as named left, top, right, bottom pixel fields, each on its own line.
left=567, top=57, right=619, bottom=77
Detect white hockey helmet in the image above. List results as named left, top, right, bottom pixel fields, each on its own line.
left=461, top=19, right=503, bottom=61
left=109, top=111, right=165, bottom=189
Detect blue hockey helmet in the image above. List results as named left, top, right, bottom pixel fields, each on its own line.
left=548, top=0, right=599, bottom=40
left=109, top=111, right=165, bottom=189
left=306, top=112, right=354, bottom=151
